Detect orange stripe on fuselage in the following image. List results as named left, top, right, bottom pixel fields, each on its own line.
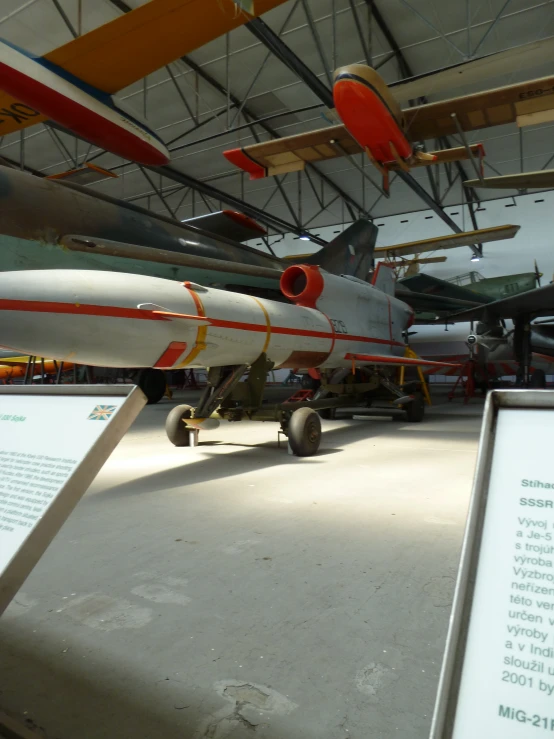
left=179, top=284, right=208, bottom=367
left=251, top=297, right=272, bottom=354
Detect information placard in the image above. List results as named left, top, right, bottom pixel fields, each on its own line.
left=0, top=385, right=145, bottom=615
left=431, top=390, right=554, bottom=738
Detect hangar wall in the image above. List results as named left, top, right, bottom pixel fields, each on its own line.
left=252, top=189, right=554, bottom=283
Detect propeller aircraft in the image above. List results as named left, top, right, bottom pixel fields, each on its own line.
left=224, top=44, right=554, bottom=193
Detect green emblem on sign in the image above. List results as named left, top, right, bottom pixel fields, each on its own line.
left=88, top=405, right=117, bottom=421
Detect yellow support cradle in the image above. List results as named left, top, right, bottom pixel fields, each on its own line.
left=398, top=346, right=432, bottom=406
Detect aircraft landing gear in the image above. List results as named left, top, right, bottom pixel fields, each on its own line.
left=284, top=408, right=322, bottom=457
left=165, top=404, right=193, bottom=446
left=163, top=355, right=428, bottom=456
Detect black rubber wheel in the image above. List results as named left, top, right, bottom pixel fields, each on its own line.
left=530, top=369, right=546, bottom=389
left=287, top=408, right=322, bottom=456
left=165, top=404, right=193, bottom=446
left=405, top=392, right=425, bottom=423
left=137, top=368, right=166, bottom=404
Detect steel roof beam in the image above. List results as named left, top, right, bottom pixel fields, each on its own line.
left=46, top=118, right=326, bottom=243
left=104, top=0, right=362, bottom=228
left=299, top=0, right=334, bottom=88
left=396, top=0, right=466, bottom=58
left=169, top=102, right=324, bottom=153
left=230, top=0, right=302, bottom=128
left=147, top=162, right=327, bottom=244
left=50, top=0, right=78, bottom=39
left=244, top=13, right=369, bottom=219
left=246, top=16, right=334, bottom=106
left=368, top=1, right=481, bottom=240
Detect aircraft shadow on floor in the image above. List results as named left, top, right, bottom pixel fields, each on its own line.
left=97, top=413, right=480, bottom=499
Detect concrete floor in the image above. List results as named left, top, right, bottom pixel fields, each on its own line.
left=0, top=391, right=484, bottom=739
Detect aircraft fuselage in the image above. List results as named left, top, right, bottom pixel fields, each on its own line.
left=0, top=166, right=280, bottom=290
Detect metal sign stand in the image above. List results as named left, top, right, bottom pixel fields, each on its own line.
left=431, top=390, right=554, bottom=738
left=0, top=385, right=145, bottom=614
left=0, top=385, right=145, bottom=739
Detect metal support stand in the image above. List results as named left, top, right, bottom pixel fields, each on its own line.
left=23, top=355, right=33, bottom=385
left=398, top=347, right=432, bottom=405
left=449, top=359, right=477, bottom=404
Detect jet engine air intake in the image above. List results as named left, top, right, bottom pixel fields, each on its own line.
left=280, top=265, right=324, bottom=308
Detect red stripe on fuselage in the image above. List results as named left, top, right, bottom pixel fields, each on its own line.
left=0, top=298, right=404, bottom=347
left=0, top=61, right=168, bottom=165
left=0, top=299, right=171, bottom=320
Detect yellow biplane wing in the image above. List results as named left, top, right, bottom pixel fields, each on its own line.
left=280, top=226, right=520, bottom=262
left=0, top=0, right=288, bottom=136
left=405, top=75, right=554, bottom=140
left=375, top=225, right=520, bottom=259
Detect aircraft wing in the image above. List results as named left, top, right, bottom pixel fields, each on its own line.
left=224, top=124, right=359, bottom=179
left=395, top=285, right=480, bottom=315
left=45, top=0, right=288, bottom=95
left=345, top=353, right=460, bottom=369
left=60, top=235, right=283, bottom=283
left=464, top=170, right=554, bottom=190
left=399, top=273, right=493, bottom=305
left=0, top=356, right=30, bottom=368
left=405, top=75, right=554, bottom=141
left=390, top=37, right=554, bottom=104
left=375, top=225, right=519, bottom=259
left=225, top=129, right=484, bottom=179
left=448, top=283, right=554, bottom=322
left=0, top=0, right=288, bottom=137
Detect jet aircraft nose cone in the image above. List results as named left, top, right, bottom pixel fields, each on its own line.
left=0, top=270, right=198, bottom=368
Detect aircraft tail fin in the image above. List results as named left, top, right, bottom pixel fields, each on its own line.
left=302, top=219, right=377, bottom=279
left=371, top=262, right=395, bottom=296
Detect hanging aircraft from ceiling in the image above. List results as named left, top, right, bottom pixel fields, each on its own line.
left=224, top=58, right=554, bottom=192
left=0, top=0, right=288, bottom=165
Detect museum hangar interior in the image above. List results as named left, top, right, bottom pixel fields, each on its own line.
left=0, top=0, right=554, bottom=737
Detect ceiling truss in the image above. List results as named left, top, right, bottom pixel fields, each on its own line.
left=0, top=0, right=552, bottom=248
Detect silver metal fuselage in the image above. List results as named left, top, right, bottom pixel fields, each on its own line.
left=0, top=269, right=410, bottom=371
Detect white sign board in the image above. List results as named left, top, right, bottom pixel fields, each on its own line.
left=431, top=391, right=554, bottom=738
left=0, top=385, right=145, bottom=615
